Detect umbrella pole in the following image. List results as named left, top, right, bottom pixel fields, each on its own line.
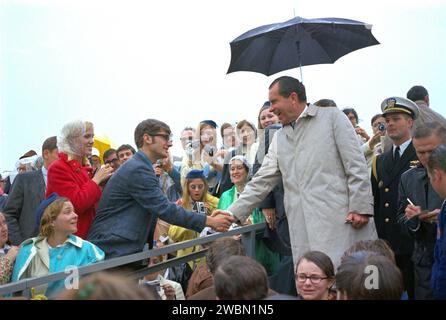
left=296, top=40, right=303, bottom=83
left=299, top=64, right=303, bottom=83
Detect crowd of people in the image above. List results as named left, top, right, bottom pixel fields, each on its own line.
left=1, top=78, right=446, bottom=301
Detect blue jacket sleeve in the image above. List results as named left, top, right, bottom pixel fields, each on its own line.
left=129, top=165, right=206, bottom=232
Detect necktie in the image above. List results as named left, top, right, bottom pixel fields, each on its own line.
left=394, top=146, right=401, bottom=163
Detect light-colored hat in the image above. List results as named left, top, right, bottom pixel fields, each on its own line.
left=381, top=96, right=419, bottom=119
left=91, top=147, right=100, bottom=158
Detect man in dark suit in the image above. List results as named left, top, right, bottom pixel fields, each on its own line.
left=87, top=119, right=233, bottom=259
left=396, top=122, right=446, bottom=299
left=371, top=96, right=420, bottom=299
left=426, top=145, right=446, bottom=300
left=4, top=136, right=58, bottom=245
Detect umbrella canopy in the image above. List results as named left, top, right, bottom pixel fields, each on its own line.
left=227, top=16, right=380, bottom=76
left=93, top=132, right=116, bottom=164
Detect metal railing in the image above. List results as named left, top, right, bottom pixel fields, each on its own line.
left=0, top=222, right=266, bottom=297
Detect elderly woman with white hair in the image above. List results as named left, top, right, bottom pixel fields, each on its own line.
left=46, top=120, right=113, bottom=239
left=217, top=155, right=279, bottom=276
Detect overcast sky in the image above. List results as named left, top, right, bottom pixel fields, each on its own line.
left=1, top=0, right=445, bottom=173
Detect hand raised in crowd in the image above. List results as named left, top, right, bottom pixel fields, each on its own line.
left=201, top=148, right=215, bottom=165
left=368, top=130, right=385, bottom=150
left=92, top=164, right=114, bottom=185
left=207, top=210, right=235, bottom=232
left=355, top=126, right=370, bottom=141
left=154, top=166, right=163, bottom=177
left=162, top=155, right=173, bottom=174
left=161, top=283, right=176, bottom=300
left=262, top=208, right=276, bottom=230
left=216, top=149, right=228, bottom=160
left=345, top=212, right=369, bottom=229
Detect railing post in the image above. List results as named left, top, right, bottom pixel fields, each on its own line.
left=241, top=229, right=256, bottom=259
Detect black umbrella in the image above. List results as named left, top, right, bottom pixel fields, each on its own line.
left=227, top=16, right=380, bottom=78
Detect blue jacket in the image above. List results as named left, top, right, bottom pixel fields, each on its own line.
left=87, top=151, right=206, bottom=258
left=11, top=235, right=104, bottom=297
left=432, top=201, right=446, bottom=299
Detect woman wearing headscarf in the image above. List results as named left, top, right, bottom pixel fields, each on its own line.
left=218, top=155, right=279, bottom=276
left=215, top=119, right=259, bottom=197
left=46, top=120, right=113, bottom=238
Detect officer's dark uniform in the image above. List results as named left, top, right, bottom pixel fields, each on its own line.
left=371, top=96, right=420, bottom=300
left=396, top=164, right=443, bottom=299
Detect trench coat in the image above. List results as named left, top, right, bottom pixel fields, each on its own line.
left=229, top=104, right=377, bottom=268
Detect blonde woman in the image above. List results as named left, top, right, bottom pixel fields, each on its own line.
left=168, top=170, right=219, bottom=268
left=46, top=120, right=114, bottom=238
left=11, top=194, right=105, bottom=298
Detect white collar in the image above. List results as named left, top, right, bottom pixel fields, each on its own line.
left=393, top=139, right=412, bottom=156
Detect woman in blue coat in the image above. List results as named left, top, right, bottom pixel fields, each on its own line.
left=12, top=194, right=105, bottom=298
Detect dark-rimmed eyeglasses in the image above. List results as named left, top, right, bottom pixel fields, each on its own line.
left=104, top=158, right=119, bottom=165
left=295, top=273, right=329, bottom=284
left=152, top=133, right=173, bottom=143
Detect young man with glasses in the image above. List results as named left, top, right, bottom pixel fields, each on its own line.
left=103, top=148, right=120, bottom=170
left=87, top=119, right=234, bottom=261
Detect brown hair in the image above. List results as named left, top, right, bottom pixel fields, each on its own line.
left=39, top=197, right=70, bottom=238
left=134, top=119, right=171, bottom=149
left=342, top=239, right=396, bottom=264
left=206, top=237, right=245, bottom=274
left=257, top=102, right=270, bottom=129
left=56, top=272, right=160, bottom=300
left=214, top=255, right=268, bottom=300
left=41, top=136, right=58, bottom=154
left=296, top=251, right=335, bottom=279
left=220, top=123, right=233, bottom=138
left=336, top=252, right=403, bottom=300
left=236, top=120, right=257, bottom=140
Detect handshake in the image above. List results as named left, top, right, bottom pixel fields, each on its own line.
left=205, top=210, right=237, bottom=233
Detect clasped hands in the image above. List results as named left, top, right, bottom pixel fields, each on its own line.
left=207, top=210, right=236, bottom=232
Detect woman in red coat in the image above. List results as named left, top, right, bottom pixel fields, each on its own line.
left=46, top=120, right=113, bottom=238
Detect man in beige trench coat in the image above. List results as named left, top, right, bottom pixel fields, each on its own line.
left=214, top=76, right=377, bottom=268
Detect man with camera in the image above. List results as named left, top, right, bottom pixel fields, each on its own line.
left=371, top=96, right=420, bottom=299
left=360, top=114, right=387, bottom=168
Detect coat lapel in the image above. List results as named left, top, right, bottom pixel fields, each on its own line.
left=386, top=142, right=417, bottom=185
left=382, top=149, right=394, bottom=178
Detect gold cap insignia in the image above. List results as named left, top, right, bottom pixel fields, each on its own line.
left=386, top=98, right=396, bottom=109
